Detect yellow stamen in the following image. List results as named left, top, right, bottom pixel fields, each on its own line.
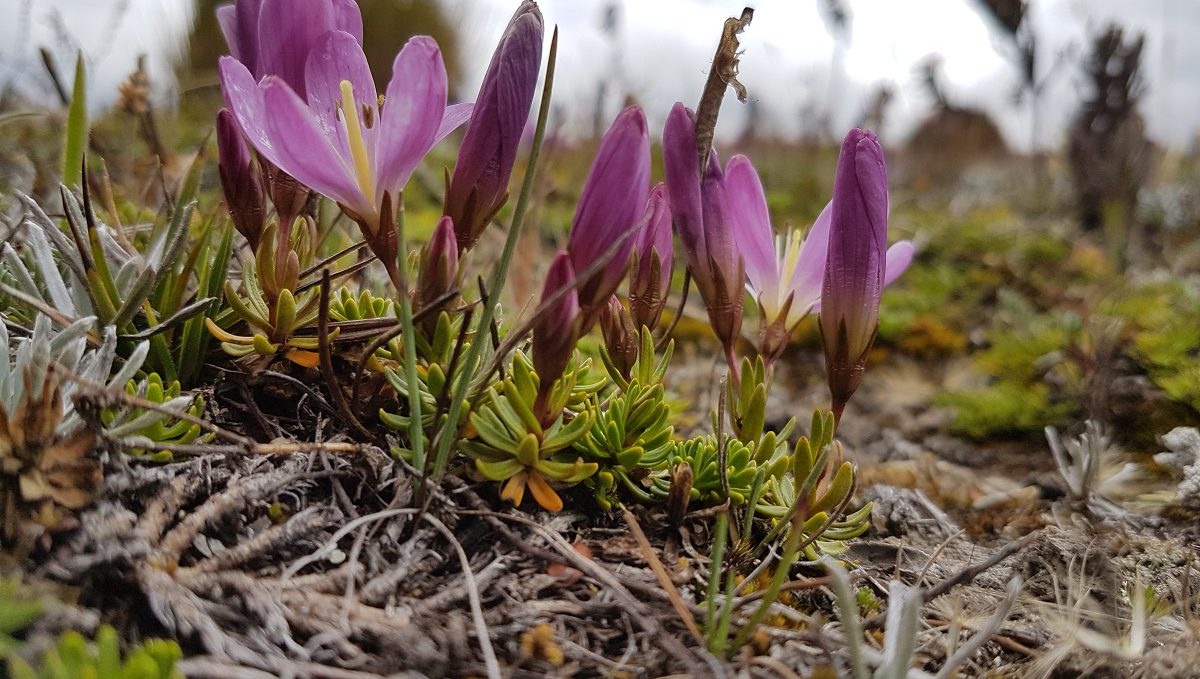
left=764, top=228, right=805, bottom=320
left=340, top=80, right=376, bottom=212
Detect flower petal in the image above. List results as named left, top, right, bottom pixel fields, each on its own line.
left=257, top=0, right=337, bottom=95
left=787, top=201, right=832, bottom=312
left=217, top=5, right=242, bottom=61
left=883, top=240, right=914, bottom=287
left=663, top=103, right=705, bottom=266
left=374, top=36, right=449, bottom=196
left=724, top=154, right=775, bottom=298
left=305, top=30, right=376, bottom=161
left=436, top=102, right=474, bottom=142
left=261, top=78, right=365, bottom=215
left=219, top=56, right=274, bottom=162
left=332, top=0, right=363, bottom=45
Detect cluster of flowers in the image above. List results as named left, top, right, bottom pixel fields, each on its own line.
left=212, top=0, right=913, bottom=503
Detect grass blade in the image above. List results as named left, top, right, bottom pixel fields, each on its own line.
left=62, top=52, right=88, bottom=189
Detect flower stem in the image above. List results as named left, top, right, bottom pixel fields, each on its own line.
left=393, top=202, right=425, bottom=476
left=428, top=28, right=559, bottom=486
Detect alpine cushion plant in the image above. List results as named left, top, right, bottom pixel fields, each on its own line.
left=662, top=103, right=744, bottom=377
left=445, top=0, right=544, bottom=253
left=726, top=154, right=913, bottom=366
left=219, top=30, right=472, bottom=289
left=820, top=128, right=911, bottom=424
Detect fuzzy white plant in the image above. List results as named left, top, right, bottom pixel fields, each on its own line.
left=1154, top=427, right=1200, bottom=507
left=1046, top=420, right=1141, bottom=514
left=823, top=556, right=1021, bottom=679
left=1, top=314, right=148, bottom=540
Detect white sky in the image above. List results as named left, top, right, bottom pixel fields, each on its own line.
left=1, top=0, right=1198, bottom=151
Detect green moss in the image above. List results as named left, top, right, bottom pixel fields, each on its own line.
left=938, top=382, right=1071, bottom=439
left=1112, top=279, right=1200, bottom=412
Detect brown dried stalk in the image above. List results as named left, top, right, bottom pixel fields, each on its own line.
left=695, top=7, right=753, bottom=176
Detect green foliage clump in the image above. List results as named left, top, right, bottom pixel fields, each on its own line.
left=463, top=352, right=601, bottom=512
left=0, top=162, right=232, bottom=387
left=755, top=411, right=872, bottom=559
left=577, top=329, right=675, bottom=508
left=938, top=382, right=1071, bottom=439
left=661, top=436, right=766, bottom=505
left=5, top=626, right=182, bottom=679
left=0, top=577, right=43, bottom=654
left=207, top=220, right=324, bottom=367
left=101, top=374, right=208, bottom=462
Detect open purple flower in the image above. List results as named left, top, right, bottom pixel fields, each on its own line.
left=726, top=153, right=912, bottom=364
left=628, top=182, right=673, bottom=330
left=220, top=31, right=472, bottom=284
left=566, top=106, right=651, bottom=331
left=662, top=102, right=743, bottom=371
left=446, top=0, right=544, bottom=253
left=820, top=129, right=913, bottom=423
left=218, top=0, right=363, bottom=95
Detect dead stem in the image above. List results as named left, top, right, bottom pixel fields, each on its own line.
left=622, top=507, right=704, bottom=644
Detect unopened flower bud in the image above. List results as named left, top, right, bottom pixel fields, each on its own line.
left=417, top=216, right=460, bottom=315
left=820, top=128, right=890, bottom=424
left=567, top=106, right=650, bottom=331
left=628, top=183, right=673, bottom=330
left=662, top=103, right=743, bottom=366
left=599, top=295, right=638, bottom=380
left=217, top=107, right=265, bottom=251
left=446, top=1, right=543, bottom=253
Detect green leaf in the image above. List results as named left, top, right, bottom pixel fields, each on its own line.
left=475, top=457, right=525, bottom=481
left=61, top=52, right=87, bottom=189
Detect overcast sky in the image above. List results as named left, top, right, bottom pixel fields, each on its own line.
left=1, top=0, right=1198, bottom=151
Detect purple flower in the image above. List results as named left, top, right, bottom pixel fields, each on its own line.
left=417, top=216, right=459, bottom=316
left=532, top=251, right=582, bottom=423
left=662, top=102, right=743, bottom=366
left=220, top=31, right=472, bottom=283
left=727, top=153, right=912, bottom=364
left=218, top=0, right=363, bottom=95
left=599, top=295, right=638, bottom=380
left=820, top=129, right=914, bottom=422
left=628, top=183, right=673, bottom=330
left=566, top=106, right=651, bottom=331
left=445, top=0, right=543, bottom=253
left=216, top=107, right=265, bottom=252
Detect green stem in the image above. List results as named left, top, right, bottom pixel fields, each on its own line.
left=616, top=468, right=659, bottom=503
left=394, top=205, right=425, bottom=475
left=428, top=28, right=559, bottom=484
left=704, top=509, right=729, bottom=654
left=729, top=510, right=805, bottom=652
